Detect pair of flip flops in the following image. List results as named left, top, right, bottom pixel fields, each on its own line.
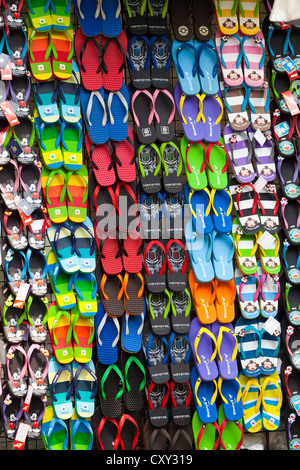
left=239, top=371, right=283, bottom=432
left=42, top=165, right=88, bottom=224
left=224, top=123, right=276, bottom=184
left=189, top=317, right=239, bottom=382
left=170, top=0, right=214, bottom=43
left=74, top=0, right=122, bottom=38
left=130, top=85, right=175, bottom=144
left=143, top=239, right=187, bottom=294
left=216, top=28, right=265, bottom=88
left=172, top=37, right=220, bottom=96
left=235, top=315, right=281, bottom=378
left=213, top=0, right=260, bottom=37
left=27, top=18, right=74, bottom=80
left=181, top=136, right=229, bottom=191
left=222, top=81, right=271, bottom=135
left=185, top=222, right=234, bottom=284
left=81, top=83, right=129, bottom=145
left=48, top=356, right=97, bottom=421
left=144, top=419, right=193, bottom=450
left=175, top=82, right=223, bottom=143
left=124, top=0, right=168, bottom=37
left=235, top=264, right=280, bottom=320
left=188, top=268, right=236, bottom=325
left=128, top=33, right=172, bottom=90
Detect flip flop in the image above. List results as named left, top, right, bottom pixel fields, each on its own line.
left=32, top=79, right=60, bottom=124
left=212, top=321, right=239, bottom=380
left=218, top=404, right=243, bottom=450
left=0, top=288, right=27, bottom=344
left=27, top=28, right=53, bottom=82
left=165, top=238, right=187, bottom=292
left=34, top=111, right=63, bottom=169
left=214, top=278, right=236, bottom=323
left=2, top=1, right=23, bottom=30
left=188, top=269, right=216, bottom=323
left=143, top=240, right=166, bottom=293
left=80, top=86, right=109, bottom=145
left=280, top=196, right=300, bottom=246
left=150, top=34, right=172, bottom=89
left=191, top=366, right=218, bottom=424
left=257, top=230, right=281, bottom=275
left=242, top=31, right=265, bottom=87
left=71, top=305, right=94, bottom=364
left=2, top=242, right=28, bottom=296
left=172, top=39, right=200, bottom=95
left=47, top=301, right=74, bottom=364
left=283, top=283, right=300, bottom=327
left=41, top=405, right=69, bottom=450
left=211, top=230, right=234, bottom=281
left=121, top=350, right=146, bottom=412
left=232, top=217, right=258, bottom=275
left=99, top=273, right=125, bottom=318
left=143, top=319, right=170, bottom=384
left=47, top=221, right=81, bottom=273
left=174, top=82, right=205, bottom=142
left=169, top=0, right=193, bottom=42
left=99, top=0, right=122, bottom=38
left=147, top=0, right=168, bottom=35
left=65, top=164, right=88, bottom=223
left=185, top=221, right=214, bottom=284
left=5, top=28, right=28, bottom=77
left=113, top=125, right=136, bottom=183
left=271, top=102, right=295, bottom=158
left=229, top=176, right=262, bottom=234
left=27, top=342, right=49, bottom=396
left=70, top=217, right=96, bottom=274
left=248, top=127, right=276, bottom=182
left=94, top=299, right=119, bottom=365
left=169, top=289, right=191, bottom=334
left=259, top=372, right=283, bottom=431
left=130, top=88, right=156, bottom=144
left=26, top=248, right=48, bottom=297
left=222, top=82, right=250, bottom=132
left=281, top=238, right=300, bottom=285
left=248, top=85, right=271, bottom=133
left=69, top=410, right=94, bottom=450
left=50, top=0, right=71, bottom=30
left=41, top=166, right=67, bottom=223
left=127, top=35, right=151, bottom=90
left=121, top=307, right=145, bottom=354
left=137, top=142, right=161, bottom=194
left=191, top=0, right=214, bottom=42
left=238, top=0, right=260, bottom=35
left=185, top=183, right=213, bottom=235
left=24, top=294, right=47, bottom=343
left=235, top=267, right=260, bottom=319
left=269, top=66, right=293, bottom=115
left=235, top=316, right=261, bottom=377
left=192, top=411, right=220, bottom=450
left=152, top=87, right=175, bottom=142
left=102, top=30, right=127, bottom=92
left=160, top=139, right=183, bottom=194
left=123, top=0, right=147, bottom=36
left=263, top=19, right=291, bottom=72
left=211, top=188, right=233, bottom=233
left=258, top=315, right=281, bottom=375
left=3, top=210, right=28, bottom=251
left=48, top=356, right=74, bottom=420
left=9, top=116, right=36, bottom=166
left=60, top=120, right=83, bottom=171
left=205, top=138, right=229, bottom=190
left=180, top=137, right=207, bottom=191
left=201, top=91, right=224, bottom=143
left=123, top=272, right=145, bottom=316
left=72, top=0, right=102, bottom=37
left=282, top=357, right=300, bottom=416
left=146, top=289, right=171, bottom=336
left=96, top=360, right=124, bottom=418
left=47, top=249, right=76, bottom=310
left=9, top=74, right=31, bottom=118
left=194, top=39, right=219, bottom=96
left=218, top=376, right=243, bottom=423
left=74, top=27, right=103, bottom=91
left=72, top=271, right=98, bottom=318
left=223, top=124, right=255, bottom=185
left=105, top=83, right=130, bottom=142
left=72, top=359, right=97, bottom=419
left=26, top=0, right=53, bottom=31
left=58, top=61, right=81, bottom=124
left=18, top=161, right=43, bottom=210
left=215, top=29, right=244, bottom=87
left=213, top=0, right=239, bottom=36
left=189, top=317, right=218, bottom=381
left=239, top=373, right=262, bottom=433
left=259, top=272, right=280, bottom=319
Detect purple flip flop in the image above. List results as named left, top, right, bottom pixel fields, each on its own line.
left=202, top=90, right=223, bottom=143
left=189, top=317, right=218, bottom=381
left=211, top=320, right=238, bottom=380
left=223, top=123, right=256, bottom=184
left=247, top=125, right=276, bottom=182
left=174, top=82, right=205, bottom=142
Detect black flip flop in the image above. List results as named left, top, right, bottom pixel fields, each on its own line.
left=283, top=283, right=300, bottom=327
left=8, top=74, right=31, bottom=118
left=88, top=172, right=117, bottom=233
left=170, top=384, right=191, bottom=426
left=137, top=142, right=162, bottom=194
left=147, top=0, right=168, bottom=36
left=282, top=316, right=300, bottom=369
left=285, top=404, right=300, bottom=451
left=0, top=282, right=26, bottom=344
left=26, top=295, right=48, bottom=344
left=281, top=236, right=300, bottom=285
left=191, top=0, right=214, bottom=42
left=9, top=117, right=37, bottom=165
left=263, top=17, right=290, bottom=72
left=27, top=207, right=47, bottom=251
left=160, top=138, right=183, bottom=194
left=27, top=249, right=47, bottom=297
left=0, top=159, right=20, bottom=211
left=287, top=27, right=300, bottom=72
left=169, top=333, right=191, bottom=383
left=281, top=357, right=300, bottom=413
left=143, top=319, right=170, bottom=385
left=270, top=99, right=295, bottom=158
left=1, top=384, right=23, bottom=440
left=150, top=33, right=172, bottom=89
left=268, top=63, right=292, bottom=115
left=121, top=349, right=146, bottom=412
left=130, top=85, right=157, bottom=144
left=3, top=210, right=28, bottom=251
left=146, top=290, right=171, bottom=336
left=143, top=240, right=166, bottom=293
left=257, top=183, right=280, bottom=233
left=19, top=161, right=42, bottom=210
left=169, top=0, right=193, bottom=42
left=170, top=289, right=191, bottom=334
left=1, top=237, right=27, bottom=296
left=138, top=188, right=164, bottom=240
left=123, top=0, right=148, bottom=36
left=91, top=405, right=121, bottom=450
left=279, top=191, right=300, bottom=246
left=127, top=35, right=151, bottom=90
left=2, top=1, right=24, bottom=30
left=96, top=360, right=124, bottom=419
left=166, top=239, right=187, bottom=292
left=277, top=154, right=300, bottom=201
left=5, top=28, right=27, bottom=77
left=153, top=86, right=175, bottom=142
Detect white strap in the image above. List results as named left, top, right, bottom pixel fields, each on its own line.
left=86, top=90, right=107, bottom=127
left=97, top=312, right=120, bottom=348
left=107, top=90, right=128, bottom=125
left=98, top=0, right=121, bottom=20
left=124, top=311, right=144, bottom=336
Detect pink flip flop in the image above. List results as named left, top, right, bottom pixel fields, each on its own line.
left=242, top=30, right=265, bottom=88
left=74, top=27, right=103, bottom=91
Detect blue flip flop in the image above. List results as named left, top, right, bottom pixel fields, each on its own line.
left=42, top=405, right=69, bottom=450
left=72, top=359, right=98, bottom=419
left=234, top=316, right=262, bottom=377
left=194, top=39, right=219, bottom=96
left=48, top=356, right=74, bottom=420
left=70, top=411, right=94, bottom=450
left=218, top=377, right=243, bottom=421
left=122, top=308, right=145, bottom=354
left=184, top=182, right=213, bottom=234
left=72, top=0, right=102, bottom=37
left=105, top=83, right=129, bottom=142
left=191, top=366, right=218, bottom=424
left=258, top=315, right=281, bottom=376
left=94, top=300, right=119, bottom=365
left=211, top=230, right=234, bottom=281
left=70, top=216, right=96, bottom=274
left=71, top=271, right=98, bottom=318
left=80, top=86, right=110, bottom=145
left=210, top=188, right=233, bottom=233
left=172, top=39, right=200, bottom=96
left=185, top=219, right=214, bottom=283
left=100, top=0, right=122, bottom=38
left=32, top=79, right=60, bottom=124
left=58, top=60, right=81, bottom=124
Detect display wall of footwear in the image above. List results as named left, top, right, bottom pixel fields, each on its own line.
left=0, top=0, right=298, bottom=452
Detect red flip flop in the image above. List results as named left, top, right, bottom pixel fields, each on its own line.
left=112, top=125, right=136, bottom=183
left=98, top=234, right=123, bottom=275
left=102, top=29, right=128, bottom=92
left=85, top=133, right=116, bottom=187
left=122, top=231, right=143, bottom=274
left=74, top=27, right=103, bottom=91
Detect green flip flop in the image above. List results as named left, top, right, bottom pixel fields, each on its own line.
left=47, top=301, right=74, bottom=363
left=61, top=119, right=83, bottom=171
left=42, top=404, right=69, bottom=450
left=206, top=138, right=229, bottom=190
left=218, top=404, right=243, bottom=450
left=50, top=0, right=71, bottom=30
left=47, top=249, right=77, bottom=310
left=34, top=109, right=63, bottom=169
left=180, top=135, right=208, bottom=190
left=69, top=409, right=94, bottom=450
left=192, top=411, right=220, bottom=450
left=26, top=0, right=53, bottom=32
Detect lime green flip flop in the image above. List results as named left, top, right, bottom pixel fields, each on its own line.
left=72, top=272, right=98, bottom=318
left=232, top=218, right=258, bottom=275
left=206, top=138, right=229, bottom=190
left=42, top=166, right=68, bottom=224
left=192, top=411, right=220, bottom=450
left=51, top=0, right=71, bottom=30
left=180, top=136, right=208, bottom=191
left=71, top=305, right=94, bottom=363
left=69, top=409, right=94, bottom=450
left=66, top=164, right=89, bottom=223
left=47, top=249, right=77, bottom=310
left=34, top=108, right=63, bottom=169
left=47, top=301, right=74, bottom=364
left=26, top=0, right=53, bottom=32
left=42, top=405, right=69, bottom=450
left=61, top=119, right=83, bottom=171
left=218, top=404, right=243, bottom=450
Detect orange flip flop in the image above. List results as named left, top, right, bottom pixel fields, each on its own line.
left=214, top=278, right=236, bottom=324
left=189, top=270, right=217, bottom=324
left=71, top=305, right=94, bottom=363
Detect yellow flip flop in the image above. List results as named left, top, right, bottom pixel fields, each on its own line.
left=213, top=0, right=239, bottom=35
left=259, top=372, right=283, bottom=431
left=238, top=0, right=260, bottom=36
left=239, top=373, right=262, bottom=433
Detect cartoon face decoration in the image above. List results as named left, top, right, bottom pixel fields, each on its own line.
left=243, top=19, right=256, bottom=29
left=239, top=167, right=252, bottom=178
left=232, top=114, right=247, bottom=128
left=249, top=71, right=262, bottom=82
left=227, top=70, right=241, bottom=81
left=223, top=18, right=236, bottom=29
